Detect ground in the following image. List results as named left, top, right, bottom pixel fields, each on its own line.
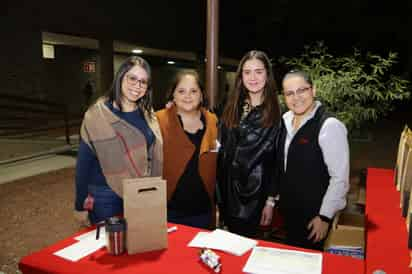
left=0, top=168, right=82, bottom=274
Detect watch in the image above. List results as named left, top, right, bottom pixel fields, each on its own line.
left=318, top=214, right=332, bottom=224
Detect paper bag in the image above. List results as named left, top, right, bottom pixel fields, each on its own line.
left=123, top=177, right=168, bottom=254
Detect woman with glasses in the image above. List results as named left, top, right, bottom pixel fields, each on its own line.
left=276, top=70, right=349, bottom=250
left=156, top=71, right=218, bottom=229
left=74, top=56, right=163, bottom=225
left=217, top=50, right=281, bottom=237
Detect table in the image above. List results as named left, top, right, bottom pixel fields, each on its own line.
left=366, top=168, right=412, bottom=273
left=19, top=223, right=364, bottom=274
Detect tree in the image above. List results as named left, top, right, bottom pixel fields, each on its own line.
left=278, top=42, right=411, bottom=132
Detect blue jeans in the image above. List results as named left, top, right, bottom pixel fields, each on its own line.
left=87, top=184, right=123, bottom=224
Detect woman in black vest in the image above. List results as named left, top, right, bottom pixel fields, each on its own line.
left=217, top=50, right=281, bottom=238
left=277, top=70, right=350, bottom=250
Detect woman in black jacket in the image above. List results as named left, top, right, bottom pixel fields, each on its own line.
left=217, top=50, right=281, bottom=237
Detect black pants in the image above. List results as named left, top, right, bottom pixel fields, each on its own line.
left=284, top=216, right=327, bottom=251
left=225, top=216, right=259, bottom=238
left=167, top=209, right=211, bottom=230
left=286, top=229, right=325, bottom=251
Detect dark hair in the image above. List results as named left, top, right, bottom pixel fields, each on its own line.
left=282, top=70, right=313, bottom=87
left=221, top=50, right=281, bottom=128
left=106, top=56, right=153, bottom=116
left=166, top=70, right=209, bottom=108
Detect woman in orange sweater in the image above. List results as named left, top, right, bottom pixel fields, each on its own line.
left=156, top=71, right=218, bottom=229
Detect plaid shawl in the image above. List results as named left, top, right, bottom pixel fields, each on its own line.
left=80, top=98, right=163, bottom=197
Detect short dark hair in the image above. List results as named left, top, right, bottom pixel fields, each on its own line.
left=166, top=70, right=209, bottom=108
left=107, top=56, right=153, bottom=116
left=282, top=70, right=313, bottom=87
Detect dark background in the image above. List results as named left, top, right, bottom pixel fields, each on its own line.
left=4, top=0, right=412, bottom=59
left=2, top=0, right=412, bottom=114
left=1, top=3, right=412, bottom=273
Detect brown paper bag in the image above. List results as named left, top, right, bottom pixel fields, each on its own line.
left=401, top=135, right=412, bottom=213
left=123, top=177, right=168, bottom=254
left=395, top=125, right=409, bottom=190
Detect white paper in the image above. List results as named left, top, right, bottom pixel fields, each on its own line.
left=187, top=229, right=257, bottom=256
left=54, top=229, right=106, bottom=262
left=188, top=232, right=212, bottom=247
left=243, top=246, right=322, bottom=274
left=54, top=237, right=105, bottom=262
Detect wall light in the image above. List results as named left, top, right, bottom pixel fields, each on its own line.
left=167, top=61, right=175, bottom=65
left=132, top=49, right=143, bottom=54
left=42, top=44, right=55, bottom=59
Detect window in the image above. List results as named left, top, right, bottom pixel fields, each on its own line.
left=42, top=44, right=55, bottom=59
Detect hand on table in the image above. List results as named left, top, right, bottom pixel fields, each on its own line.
left=307, top=216, right=329, bottom=243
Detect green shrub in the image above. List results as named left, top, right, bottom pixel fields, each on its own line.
left=278, top=42, right=411, bottom=132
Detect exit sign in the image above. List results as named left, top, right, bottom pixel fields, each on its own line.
left=83, top=62, right=96, bottom=73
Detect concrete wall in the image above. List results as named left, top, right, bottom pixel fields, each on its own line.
left=1, top=27, right=45, bottom=98
left=43, top=46, right=98, bottom=114
left=0, top=27, right=235, bottom=117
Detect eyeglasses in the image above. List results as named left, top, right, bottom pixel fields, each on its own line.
left=125, top=74, right=148, bottom=88
left=283, top=86, right=311, bottom=98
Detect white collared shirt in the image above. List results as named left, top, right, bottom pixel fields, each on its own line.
left=282, top=101, right=350, bottom=218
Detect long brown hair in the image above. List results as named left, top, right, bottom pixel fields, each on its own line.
left=221, top=50, right=281, bottom=128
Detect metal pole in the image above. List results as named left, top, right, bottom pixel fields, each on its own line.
left=64, top=105, right=70, bottom=145
left=206, top=0, right=219, bottom=109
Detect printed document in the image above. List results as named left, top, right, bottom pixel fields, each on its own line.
left=243, top=246, right=322, bottom=274
left=188, top=229, right=257, bottom=256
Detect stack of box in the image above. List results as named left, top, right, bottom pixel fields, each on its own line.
left=324, top=212, right=365, bottom=259
left=324, top=174, right=366, bottom=259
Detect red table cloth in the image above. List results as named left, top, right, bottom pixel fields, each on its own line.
left=366, top=168, right=412, bottom=273
left=19, top=223, right=364, bottom=274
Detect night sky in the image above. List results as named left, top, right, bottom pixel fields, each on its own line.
left=5, top=0, right=412, bottom=67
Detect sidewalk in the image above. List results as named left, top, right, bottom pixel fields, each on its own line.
left=0, top=135, right=78, bottom=185
left=0, top=154, right=77, bottom=185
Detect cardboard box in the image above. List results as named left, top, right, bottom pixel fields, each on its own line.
left=346, top=182, right=360, bottom=204
left=357, top=185, right=366, bottom=206
left=324, top=212, right=365, bottom=259
left=347, top=176, right=366, bottom=206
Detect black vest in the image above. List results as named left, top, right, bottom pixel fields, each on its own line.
left=278, top=106, right=331, bottom=223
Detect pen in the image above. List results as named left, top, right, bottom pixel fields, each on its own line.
left=167, top=226, right=178, bottom=233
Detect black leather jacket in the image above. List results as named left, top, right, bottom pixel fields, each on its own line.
left=217, top=106, right=279, bottom=222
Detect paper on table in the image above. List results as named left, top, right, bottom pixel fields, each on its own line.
left=54, top=237, right=105, bottom=262
left=54, top=228, right=106, bottom=262
left=243, top=246, right=323, bottom=274
left=188, top=232, right=211, bottom=247
left=209, top=229, right=257, bottom=256
left=188, top=229, right=257, bottom=256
